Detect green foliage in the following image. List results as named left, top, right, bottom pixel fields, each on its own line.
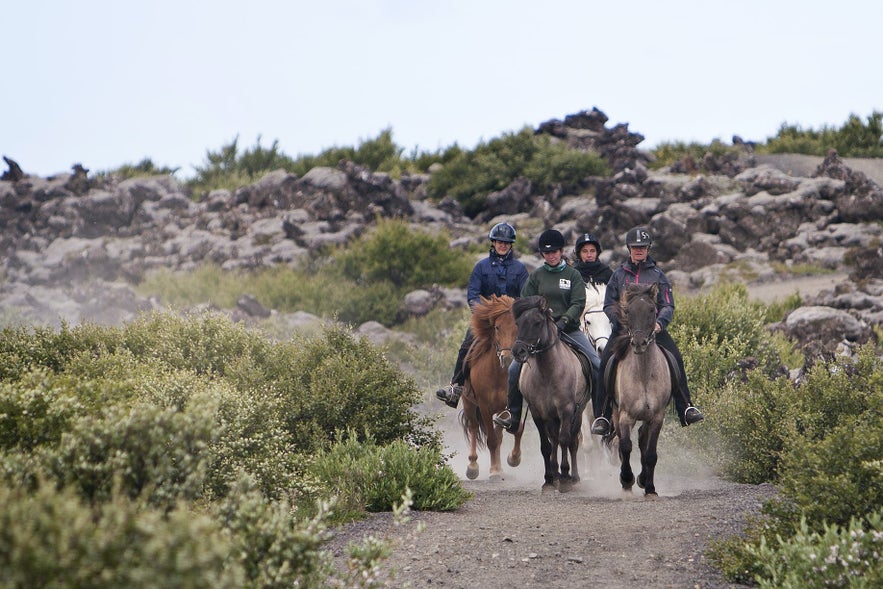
left=742, top=510, right=883, bottom=588
left=760, top=111, right=883, bottom=157
left=673, top=282, right=783, bottom=396
left=0, top=312, right=450, bottom=587
left=426, top=128, right=608, bottom=217
left=98, top=157, right=180, bottom=180
left=334, top=218, right=473, bottom=290
left=138, top=220, right=472, bottom=327
left=0, top=482, right=243, bottom=588
left=649, top=139, right=743, bottom=170
left=308, top=432, right=471, bottom=520
left=708, top=346, right=883, bottom=584
left=189, top=135, right=296, bottom=197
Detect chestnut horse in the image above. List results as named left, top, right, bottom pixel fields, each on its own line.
left=459, top=295, right=523, bottom=480
left=606, top=283, right=672, bottom=496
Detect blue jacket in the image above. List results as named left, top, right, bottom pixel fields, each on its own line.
left=467, top=249, right=529, bottom=308
left=603, top=256, right=675, bottom=331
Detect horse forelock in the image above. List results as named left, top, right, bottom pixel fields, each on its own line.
left=469, top=295, right=515, bottom=359
left=512, top=295, right=543, bottom=320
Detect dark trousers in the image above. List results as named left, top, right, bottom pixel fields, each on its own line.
left=451, top=328, right=474, bottom=386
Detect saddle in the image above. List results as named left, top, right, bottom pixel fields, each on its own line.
left=559, top=330, right=595, bottom=398
left=603, top=346, right=685, bottom=407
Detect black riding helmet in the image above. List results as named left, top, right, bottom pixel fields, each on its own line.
left=625, top=226, right=653, bottom=248
left=574, top=232, right=602, bottom=258
left=538, top=229, right=566, bottom=252
left=489, top=222, right=517, bottom=243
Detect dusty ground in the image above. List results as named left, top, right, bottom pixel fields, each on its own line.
left=327, top=428, right=778, bottom=589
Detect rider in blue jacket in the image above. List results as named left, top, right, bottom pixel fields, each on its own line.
left=590, top=226, right=705, bottom=436
left=436, top=222, right=529, bottom=408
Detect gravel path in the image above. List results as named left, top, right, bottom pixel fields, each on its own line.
left=328, top=429, right=778, bottom=589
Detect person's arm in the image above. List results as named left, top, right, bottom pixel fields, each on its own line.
left=655, top=269, right=675, bottom=330
left=466, top=262, right=484, bottom=309
left=562, top=268, right=586, bottom=328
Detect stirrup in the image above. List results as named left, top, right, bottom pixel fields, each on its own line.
left=492, top=410, right=519, bottom=433
left=590, top=417, right=611, bottom=436
left=435, top=384, right=462, bottom=408
left=683, top=406, right=704, bottom=425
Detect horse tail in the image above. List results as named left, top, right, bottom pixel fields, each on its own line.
left=458, top=404, right=488, bottom=450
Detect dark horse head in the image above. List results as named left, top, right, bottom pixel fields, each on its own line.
left=511, top=295, right=558, bottom=363
left=611, top=283, right=659, bottom=356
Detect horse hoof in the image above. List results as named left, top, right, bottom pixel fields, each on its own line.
left=507, top=454, right=521, bottom=468
left=558, top=478, right=575, bottom=493
left=644, top=491, right=659, bottom=499
left=466, top=465, right=479, bottom=480
left=542, top=482, right=557, bottom=493
left=488, top=472, right=503, bottom=482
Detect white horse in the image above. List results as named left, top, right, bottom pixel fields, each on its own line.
left=581, top=281, right=612, bottom=354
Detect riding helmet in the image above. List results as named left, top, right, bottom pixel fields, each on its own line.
left=574, top=232, right=602, bottom=257
left=488, top=222, right=517, bottom=243
left=537, top=229, right=566, bottom=252
left=625, top=226, right=653, bottom=248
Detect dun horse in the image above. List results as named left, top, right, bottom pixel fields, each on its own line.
left=511, top=295, right=589, bottom=491
left=606, top=283, right=673, bottom=496
left=459, top=295, right=523, bottom=480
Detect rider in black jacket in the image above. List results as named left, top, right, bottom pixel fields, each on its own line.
left=589, top=227, right=705, bottom=436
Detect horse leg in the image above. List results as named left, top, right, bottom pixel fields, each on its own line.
left=485, top=412, right=504, bottom=480
left=465, top=411, right=480, bottom=480
left=637, top=420, right=662, bottom=496
left=618, top=421, right=635, bottom=491
left=536, top=422, right=556, bottom=492
left=507, top=425, right=523, bottom=468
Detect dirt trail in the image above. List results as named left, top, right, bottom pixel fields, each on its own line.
left=329, top=427, right=777, bottom=589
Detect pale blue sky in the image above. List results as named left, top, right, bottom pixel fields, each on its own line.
left=4, top=0, right=881, bottom=178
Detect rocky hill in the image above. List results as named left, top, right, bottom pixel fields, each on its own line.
left=1, top=108, right=881, bottom=359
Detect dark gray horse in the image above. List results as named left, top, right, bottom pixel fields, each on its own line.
left=511, top=295, right=588, bottom=492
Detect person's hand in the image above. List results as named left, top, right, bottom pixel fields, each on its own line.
left=654, top=322, right=662, bottom=333
left=555, top=318, right=568, bottom=332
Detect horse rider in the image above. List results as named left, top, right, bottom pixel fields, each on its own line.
left=573, top=232, right=613, bottom=286
left=436, top=222, right=529, bottom=408
left=590, top=226, right=705, bottom=436
left=493, top=228, right=601, bottom=433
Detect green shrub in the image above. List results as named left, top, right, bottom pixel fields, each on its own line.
left=216, top=478, right=334, bottom=588
left=426, top=128, right=608, bottom=217
left=308, top=432, right=471, bottom=520
left=747, top=510, right=883, bottom=588
left=0, top=482, right=243, bottom=588
left=649, top=139, right=743, bottom=170
left=45, top=398, right=217, bottom=507
left=759, top=111, right=883, bottom=158
left=99, top=157, right=180, bottom=181
left=335, top=218, right=473, bottom=290
left=673, top=283, right=783, bottom=396
left=272, top=325, right=437, bottom=453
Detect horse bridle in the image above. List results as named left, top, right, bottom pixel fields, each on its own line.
left=493, top=337, right=512, bottom=368
left=627, top=296, right=658, bottom=352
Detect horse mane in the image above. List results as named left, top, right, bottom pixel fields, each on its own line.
left=468, top=295, right=515, bottom=361
left=609, top=283, right=659, bottom=359
left=512, top=295, right=544, bottom=320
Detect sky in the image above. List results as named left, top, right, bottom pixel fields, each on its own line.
left=4, top=0, right=882, bottom=179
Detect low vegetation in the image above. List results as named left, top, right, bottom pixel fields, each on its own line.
left=0, top=313, right=470, bottom=587
left=651, top=110, right=883, bottom=169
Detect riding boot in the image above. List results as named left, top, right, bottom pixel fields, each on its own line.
left=493, top=363, right=523, bottom=433
left=590, top=357, right=614, bottom=436
left=435, top=333, right=471, bottom=408
left=674, top=384, right=705, bottom=426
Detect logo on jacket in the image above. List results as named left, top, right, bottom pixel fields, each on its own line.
left=559, top=278, right=571, bottom=290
